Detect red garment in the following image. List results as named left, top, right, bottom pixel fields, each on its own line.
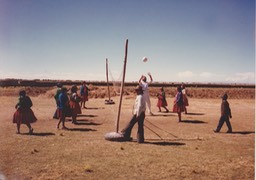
left=157, top=92, right=168, bottom=107
left=80, top=94, right=88, bottom=102
left=13, top=108, right=37, bottom=124
left=69, top=101, right=81, bottom=115
left=172, top=93, right=185, bottom=113
left=172, top=103, right=185, bottom=113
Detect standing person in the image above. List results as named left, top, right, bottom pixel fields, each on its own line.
left=121, top=85, right=146, bottom=143
left=57, top=87, right=69, bottom=129
left=53, top=83, right=63, bottom=119
left=157, top=87, right=169, bottom=112
left=69, top=85, right=81, bottom=124
left=173, top=85, right=184, bottom=122
left=80, top=81, right=89, bottom=109
left=13, top=90, right=37, bottom=134
left=181, top=83, right=189, bottom=114
left=139, top=72, right=153, bottom=115
left=214, top=93, right=233, bottom=133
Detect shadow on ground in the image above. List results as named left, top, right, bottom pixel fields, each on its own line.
left=180, top=120, right=207, bottom=124
left=21, top=132, right=55, bottom=136
left=145, top=141, right=186, bottom=146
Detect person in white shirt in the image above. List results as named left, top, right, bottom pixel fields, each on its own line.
left=121, top=85, right=146, bottom=143
left=139, top=72, right=153, bottom=115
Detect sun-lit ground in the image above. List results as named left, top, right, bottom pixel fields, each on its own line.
left=0, top=87, right=254, bottom=179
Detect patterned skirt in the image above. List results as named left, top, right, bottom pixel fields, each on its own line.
left=172, top=103, right=185, bottom=113
left=13, top=108, right=37, bottom=124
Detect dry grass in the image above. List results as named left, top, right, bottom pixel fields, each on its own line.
left=0, top=85, right=254, bottom=99
left=0, top=86, right=254, bottom=179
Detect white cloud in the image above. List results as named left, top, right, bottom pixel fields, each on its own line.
left=177, top=70, right=255, bottom=83
left=199, top=72, right=214, bottom=78
left=178, top=71, right=196, bottom=78
left=225, top=72, right=255, bottom=83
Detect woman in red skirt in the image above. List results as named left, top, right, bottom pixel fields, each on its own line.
left=172, top=86, right=185, bottom=122
left=157, top=87, right=169, bottom=112
left=70, top=85, right=81, bottom=124
left=13, top=90, right=37, bottom=134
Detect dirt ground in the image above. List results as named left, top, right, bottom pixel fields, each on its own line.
left=0, top=89, right=254, bottom=179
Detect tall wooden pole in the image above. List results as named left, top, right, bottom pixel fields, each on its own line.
left=116, top=39, right=128, bottom=132
left=106, top=58, right=111, bottom=101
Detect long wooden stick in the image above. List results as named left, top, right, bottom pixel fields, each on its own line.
left=106, top=58, right=111, bottom=101
left=116, top=39, right=128, bottom=132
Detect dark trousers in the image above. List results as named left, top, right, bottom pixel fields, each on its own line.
left=121, top=112, right=145, bottom=143
left=216, top=115, right=232, bottom=132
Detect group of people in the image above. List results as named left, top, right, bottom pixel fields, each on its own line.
left=53, top=81, right=89, bottom=129
left=120, top=74, right=190, bottom=143
left=12, top=76, right=233, bottom=143
left=12, top=81, right=90, bottom=133
left=120, top=73, right=232, bottom=143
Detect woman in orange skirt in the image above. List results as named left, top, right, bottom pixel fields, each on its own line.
left=70, top=85, right=81, bottom=124
left=13, top=90, right=37, bottom=134
left=172, top=86, right=184, bottom=122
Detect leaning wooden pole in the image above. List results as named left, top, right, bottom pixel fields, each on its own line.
left=115, top=39, right=128, bottom=132
left=106, top=58, right=111, bottom=101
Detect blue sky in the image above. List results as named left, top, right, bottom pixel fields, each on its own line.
left=0, top=0, right=255, bottom=83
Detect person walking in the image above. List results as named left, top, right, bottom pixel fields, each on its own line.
left=13, top=90, right=37, bottom=134
left=214, top=93, right=233, bottom=133
left=157, top=87, right=169, bottom=112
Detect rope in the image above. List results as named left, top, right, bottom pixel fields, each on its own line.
left=144, top=124, right=164, bottom=140
left=145, top=119, right=179, bottom=138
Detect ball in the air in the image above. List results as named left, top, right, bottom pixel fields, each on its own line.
left=142, top=57, right=148, bottom=62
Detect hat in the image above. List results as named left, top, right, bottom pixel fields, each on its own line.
left=222, top=93, right=228, bottom=100
left=57, top=83, right=63, bottom=88
left=19, top=90, right=26, bottom=96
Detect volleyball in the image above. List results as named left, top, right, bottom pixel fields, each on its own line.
left=142, top=57, right=148, bottom=62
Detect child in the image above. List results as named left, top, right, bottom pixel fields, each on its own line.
left=139, top=72, right=153, bottom=115
left=173, top=86, right=184, bottom=122
left=121, top=85, right=146, bottom=143
left=53, top=83, right=63, bottom=119
left=157, top=87, right=169, bottom=112
left=13, top=90, right=37, bottom=134
left=57, top=87, right=69, bottom=129
left=214, top=93, right=233, bottom=133
left=70, top=85, right=81, bottom=124
left=80, top=81, right=89, bottom=109
left=181, top=83, right=189, bottom=114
